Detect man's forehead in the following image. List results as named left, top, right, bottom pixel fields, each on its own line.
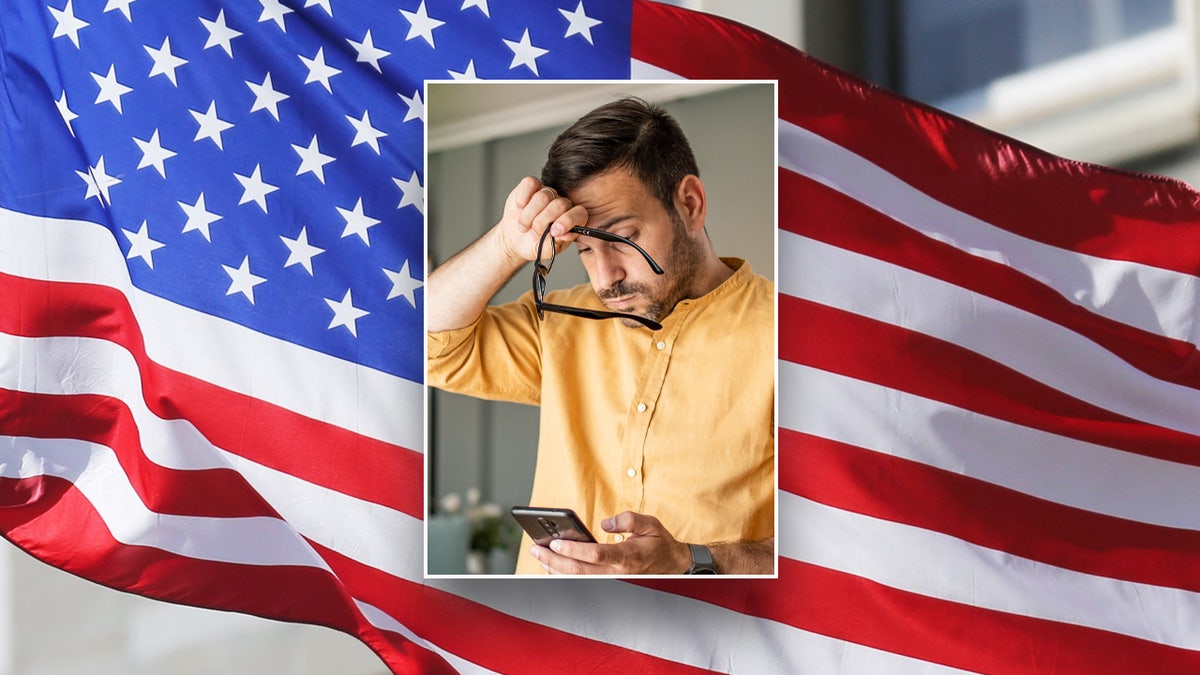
left=567, top=168, right=655, bottom=216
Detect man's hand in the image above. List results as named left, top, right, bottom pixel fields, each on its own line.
left=529, top=511, right=692, bottom=575
left=425, top=176, right=588, bottom=332
left=496, top=176, right=589, bottom=263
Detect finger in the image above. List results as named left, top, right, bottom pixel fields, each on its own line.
left=531, top=543, right=600, bottom=575
left=507, top=176, right=542, bottom=212
left=604, top=511, right=667, bottom=537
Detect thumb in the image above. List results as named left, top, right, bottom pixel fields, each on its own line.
left=603, top=511, right=661, bottom=536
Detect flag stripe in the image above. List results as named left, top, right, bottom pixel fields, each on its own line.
left=778, top=122, right=1200, bottom=347
left=2, top=435, right=329, bottom=568
left=1, top=389, right=278, bottom=518
left=0, top=208, right=424, bottom=452
left=0, top=271, right=423, bottom=516
left=772, top=560, right=1200, bottom=675
left=316, top=543, right=727, bottom=675
left=0, top=473, right=452, bottom=674
left=782, top=353, right=1200, bottom=537
left=783, top=169, right=1200, bottom=390
left=786, top=429, right=1200, bottom=593
left=781, top=232, right=1200, bottom=452
left=782, top=492, right=1200, bottom=651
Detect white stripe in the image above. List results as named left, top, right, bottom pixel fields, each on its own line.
left=0, top=207, right=422, bottom=453
left=0, top=434, right=328, bottom=569
left=780, top=231, right=1200, bottom=440
left=630, top=58, right=682, bottom=79
left=0, top=331, right=424, bottom=580
left=431, top=577, right=971, bottom=675
left=781, top=360, right=1200, bottom=531
left=777, top=121, right=1200, bottom=346
left=355, top=600, right=502, bottom=675
left=782, top=492, right=1200, bottom=650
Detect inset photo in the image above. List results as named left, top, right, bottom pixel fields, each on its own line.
left=424, top=80, right=778, bottom=577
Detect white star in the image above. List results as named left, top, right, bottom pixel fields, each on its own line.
left=223, top=256, right=268, bottom=304
left=346, top=110, right=387, bottom=154
left=246, top=73, right=289, bottom=120
left=145, top=37, right=188, bottom=86
left=384, top=260, right=423, bottom=308
left=234, top=164, right=279, bottom=213
left=258, top=0, right=292, bottom=31
left=190, top=101, right=234, bottom=149
left=133, top=129, right=177, bottom=178
left=400, top=1, right=445, bottom=48
left=75, top=157, right=121, bottom=207
left=91, top=65, right=133, bottom=113
left=299, top=47, right=341, bottom=93
left=56, top=91, right=78, bottom=136
left=122, top=220, right=165, bottom=269
left=461, top=0, right=489, bottom=17
left=399, top=90, right=424, bottom=123
left=503, top=29, right=549, bottom=76
left=292, top=135, right=335, bottom=184
left=336, top=198, right=381, bottom=245
left=560, top=2, right=602, bottom=45
left=178, top=193, right=223, bottom=241
left=448, top=59, right=478, bottom=80
left=325, top=290, right=369, bottom=337
left=104, top=0, right=136, bottom=21
left=394, top=171, right=424, bottom=213
left=49, top=0, right=89, bottom=49
left=305, top=0, right=333, bottom=16
left=280, top=227, right=325, bottom=275
left=201, top=10, right=242, bottom=57
left=348, top=30, right=390, bottom=73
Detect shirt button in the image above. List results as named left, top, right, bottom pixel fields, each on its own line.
left=613, top=534, right=624, bottom=543
left=627, top=467, right=637, bottom=478
left=636, top=402, right=647, bottom=412
left=656, top=341, right=666, bottom=350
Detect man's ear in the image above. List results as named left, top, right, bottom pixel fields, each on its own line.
left=675, top=174, right=706, bottom=231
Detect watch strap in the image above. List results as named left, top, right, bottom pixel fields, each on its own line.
left=686, top=543, right=717, bottom=574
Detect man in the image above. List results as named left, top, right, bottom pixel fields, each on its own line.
left=426, top=96, right=774, bottom=575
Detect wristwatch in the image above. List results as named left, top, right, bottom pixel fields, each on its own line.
left=685, top=543, right=717, bottom=574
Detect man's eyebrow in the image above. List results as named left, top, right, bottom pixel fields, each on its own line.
left=584, top=215, right=635, bottom=232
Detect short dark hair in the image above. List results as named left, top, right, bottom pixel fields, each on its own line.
left=540, top=97, right=699, bottom=213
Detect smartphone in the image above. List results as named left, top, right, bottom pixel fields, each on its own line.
left=510, top=506, right=597, bottom=547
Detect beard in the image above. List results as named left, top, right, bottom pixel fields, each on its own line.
left=598, top=210, right=704, bottom=329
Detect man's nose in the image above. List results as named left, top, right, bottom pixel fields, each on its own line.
left=590, top=248, right=625, bottom=289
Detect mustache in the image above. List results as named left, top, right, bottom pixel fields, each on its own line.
left=597, top=281, right=649, bottom=300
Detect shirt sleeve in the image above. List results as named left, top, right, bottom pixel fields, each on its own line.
left=426, top=291, right=543, bottom=406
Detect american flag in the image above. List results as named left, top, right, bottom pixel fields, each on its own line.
left=4, top=0, right=1200, bottom=673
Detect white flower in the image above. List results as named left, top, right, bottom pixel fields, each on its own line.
left=439, top=492, right=462, bottom=514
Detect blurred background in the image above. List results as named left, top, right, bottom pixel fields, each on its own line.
left=11, top=0, right=1200, bottom=672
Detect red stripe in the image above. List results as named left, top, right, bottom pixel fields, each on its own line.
left=0, top=270, right=422, bottom=517
left=780, top=293, right=1200, bottom=468
left=783, top=429, right=1200, bottom=593
left=635, top=556, right=1200, bottom=675
left=0, top=387, right=278, bottom=518
left=311, top=541, right=719, bottom=675
left=633, top=0, right=1200, bottom=275
left=0, top=474, right=452, bottom=674
left=781, top=168, right=1200, bottom=391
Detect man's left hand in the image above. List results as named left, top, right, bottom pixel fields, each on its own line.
left=529, top=511, right=692, bottom=575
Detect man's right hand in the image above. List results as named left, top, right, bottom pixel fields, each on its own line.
left=496, top=176, right=590, bottom=263
left=426, top=177, right=589, bottom=332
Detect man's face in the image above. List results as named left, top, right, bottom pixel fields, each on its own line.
left=566, top=169, right=703, bottom=328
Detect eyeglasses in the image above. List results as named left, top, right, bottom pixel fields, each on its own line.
left=532, top=225, right=665, bottom=330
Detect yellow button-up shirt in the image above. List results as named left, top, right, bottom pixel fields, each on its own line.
left=427, top=258, right=775, bottom=574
